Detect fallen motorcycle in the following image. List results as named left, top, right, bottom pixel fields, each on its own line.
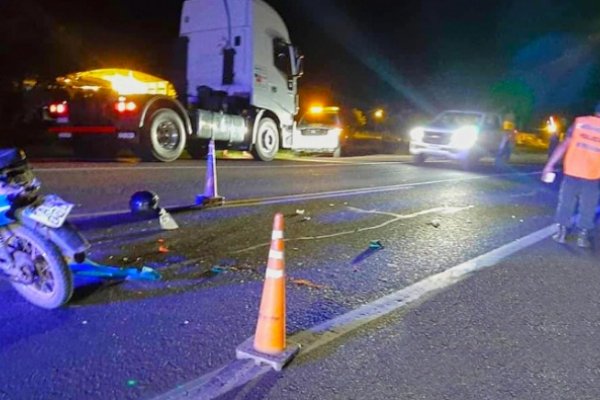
left=0, top=149, right=159, bottom=309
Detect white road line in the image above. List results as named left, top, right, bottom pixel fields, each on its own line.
left=68, top=171, right=540, bottom=219
left=151, top=224, right=557, bottom=400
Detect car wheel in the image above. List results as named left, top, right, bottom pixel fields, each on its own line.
left=494, top=141, right=512, bottom=169
left=460, top=154, right=478, bottom=170
left=413, top=153, right=426, bottom=165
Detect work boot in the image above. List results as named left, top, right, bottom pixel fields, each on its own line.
left=552, top=224, right=568, bottom=244
left=576, top=229, right=592, bottom=249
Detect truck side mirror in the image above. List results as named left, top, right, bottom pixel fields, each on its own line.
left=294, top=55, right=304, bottom=78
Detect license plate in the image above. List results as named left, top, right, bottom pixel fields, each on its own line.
left=25, top=195, right=74, bottom=228
left=58, top=132, right=73, bottom=139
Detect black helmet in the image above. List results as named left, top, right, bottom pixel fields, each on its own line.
left=130, top=191, right=159, bottom=214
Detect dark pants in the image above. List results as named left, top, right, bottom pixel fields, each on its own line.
left=556, top=175, right=600, bottom=230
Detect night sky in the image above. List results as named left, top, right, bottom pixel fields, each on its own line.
left=2, top=0, right=600, bottom=124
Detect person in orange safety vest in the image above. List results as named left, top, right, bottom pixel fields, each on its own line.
left=542, top=103, right=600, bottom=248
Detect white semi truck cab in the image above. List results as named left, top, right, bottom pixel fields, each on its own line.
left=45, top=0, right=303, bottom=162
left=180, top=0, right=303, bottom=161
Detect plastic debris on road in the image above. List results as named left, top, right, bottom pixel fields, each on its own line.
left=428, top=219, right=441, bottom=228
left=70, top=259, right=161, bottom=281
left=159, top=207, right=179, bottom=230
left=369, top=240, right=384, bottom=250
left=295, top=209, right=305, bottom=215
left=210, top=266, right=226, bottom=274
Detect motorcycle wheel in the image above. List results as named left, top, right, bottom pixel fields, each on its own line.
left=7, top=225, right=73, bottom=309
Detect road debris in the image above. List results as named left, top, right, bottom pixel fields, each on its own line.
left=369, top=240, right=384, bottom=250
left=295, top=209, right=305, bottom=216
left=427, top=219, right=441, bottom=228
left=290, top=278, right=326, bottom=289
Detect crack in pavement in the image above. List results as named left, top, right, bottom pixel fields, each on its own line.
left=232, top=205, right=475, bottom=254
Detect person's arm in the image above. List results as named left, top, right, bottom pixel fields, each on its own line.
left=542, top=123, right=573, bottom=176
left=543, top=138, right=570, bottom=173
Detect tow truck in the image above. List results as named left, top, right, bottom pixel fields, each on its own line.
left=45, top=0, right=303, bottom=162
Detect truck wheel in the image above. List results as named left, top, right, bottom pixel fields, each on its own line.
left=251, top=117, right=279, bottom=161
left=143, top=108, right=186, bottom=162
left=187, top=140, right=209, bottom=159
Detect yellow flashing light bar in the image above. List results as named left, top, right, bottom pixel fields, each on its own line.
left=309, top=105, right=339, bottom=114
left=57, top=68, right=177, bottom=97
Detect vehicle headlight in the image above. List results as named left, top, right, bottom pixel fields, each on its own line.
left=450, top=125, right=479, bottom=149
left=409, top=127, right=424, bottom=142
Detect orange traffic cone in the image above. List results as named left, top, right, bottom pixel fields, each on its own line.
left=253, top=213, right=287, bottom=354
left=196, top=139, right=224, bottom=206
left=236, top=213, right=299, bottom=371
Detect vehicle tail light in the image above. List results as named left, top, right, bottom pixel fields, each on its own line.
left=48, top=101, right=69, bottom=117
left=114, top=97, right=137, bottom=114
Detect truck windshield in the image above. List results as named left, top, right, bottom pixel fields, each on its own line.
left=431, top=112, right=482, bottom=128
left=299, top=112, right=340, bottom=127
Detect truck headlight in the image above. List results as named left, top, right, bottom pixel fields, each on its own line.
left=450, top=125, right=479, bottom=149
left=409, top=127, right=424, bottom=142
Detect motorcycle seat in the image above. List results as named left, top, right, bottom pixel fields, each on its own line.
left=0, top=149, right=23, bottom=170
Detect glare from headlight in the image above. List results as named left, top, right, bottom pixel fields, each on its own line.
left=450, top=125, right=479, bottom=149
left=330, top=127, right=343, bottom=136
left=410, top=127, right=424, bottom=142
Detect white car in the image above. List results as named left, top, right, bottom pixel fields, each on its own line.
left=409, top=110, right=513, bottom=169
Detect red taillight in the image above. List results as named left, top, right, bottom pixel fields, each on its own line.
left=114, top=98, right=137, bottom=114
left=49, top=101, right=68, bottom=116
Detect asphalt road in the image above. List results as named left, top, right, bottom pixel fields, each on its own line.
left=3, top=152, right=593, bottom=400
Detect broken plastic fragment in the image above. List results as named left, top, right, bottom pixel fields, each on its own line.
left=295, top=209, right=305, bottom=215
left=369, top=240, right=384, bottom=250
left=211, top=266, right=225, bottom=274
left=428, top=219, right=441, bottom=228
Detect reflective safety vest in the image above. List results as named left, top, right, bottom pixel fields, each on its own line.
left=564, top=116, right=600, bottom=180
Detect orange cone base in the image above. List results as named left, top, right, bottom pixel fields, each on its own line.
left=236, top=336, right=300, bottom=372
left=195, top=195, right=225, bottom=206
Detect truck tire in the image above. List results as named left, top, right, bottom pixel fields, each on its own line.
left=142, top=108, right=186, bottom=162
left=251, top=117, right=279, bottom=161
left=187, top=140, right=209, bottom=159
